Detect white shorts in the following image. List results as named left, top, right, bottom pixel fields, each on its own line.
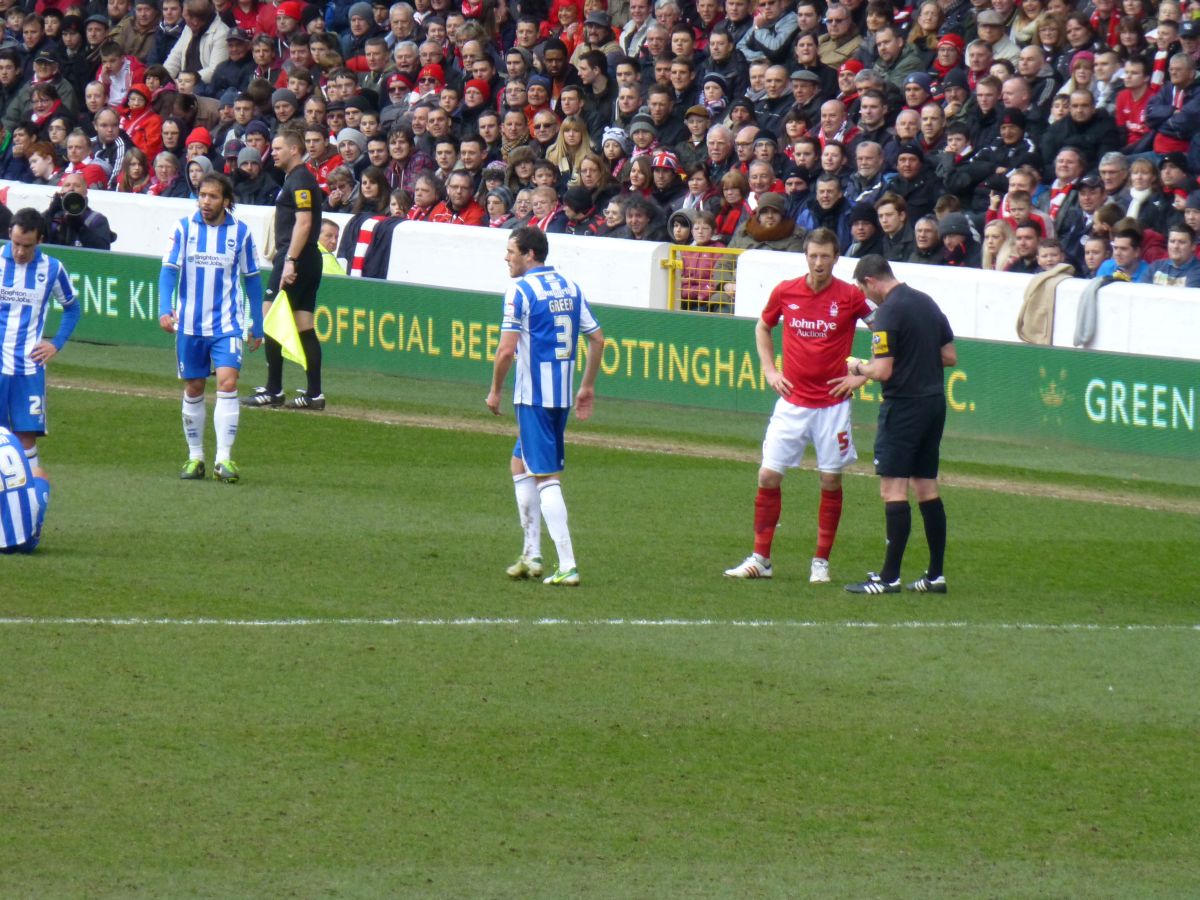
left=761, top=397, right=857, bottom=474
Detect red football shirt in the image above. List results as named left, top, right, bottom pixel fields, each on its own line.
left=761, top=274, right=873, bottom=408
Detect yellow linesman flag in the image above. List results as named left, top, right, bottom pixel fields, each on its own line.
left=263, top=290, right=307, bottom=369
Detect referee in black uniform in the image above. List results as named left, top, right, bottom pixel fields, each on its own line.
left=833, top=254, right=956, bottom=595
left=242, top=123, right=326, bottom=410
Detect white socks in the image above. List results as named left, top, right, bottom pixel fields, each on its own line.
left=24, top=445, right=38, bottom=470
left=538, top=478, right=575, bottom=571
left=214, top=391, right=239, bottom=462
left=514, top=472, right=542, bottom=560
left=184, top=390, right=240, bottom=463
left=182, top=392, right=206, bottom=461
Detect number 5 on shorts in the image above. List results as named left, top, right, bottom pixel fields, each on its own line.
left=837, top=430, right=850, bottom=454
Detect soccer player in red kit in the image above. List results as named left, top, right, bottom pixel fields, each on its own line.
left=724, top=227, right=874, bottom=583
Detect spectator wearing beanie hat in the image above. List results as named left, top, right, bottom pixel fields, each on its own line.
left=846, top=201, right=885, bottom=257
left=342, top=2, right=384, bottom=64
left=272, top=88, right=300, bottom=125
left=939, top=211, right=981, bottom=267
left=336, top=126, right=369, bottom=176
left=562, top=185, right=604, bottom=235
left=628, top=113, right=660, bottom=158
left=184, top=125, right=214, bottom=162
left=728, top=191, right=805, bottom=251
left=416, top=63, right=446, bottom=98
left=485, top=186, right=516, bottom=228
left=975, top=108, right=1040, bottom=180
left=888, top=141, right=940, bottom=222
left=275, top=1, right=305, bottom=42
left=459, top=78, right=491, bottom=133
left=233, top=143, right=281, bottom=205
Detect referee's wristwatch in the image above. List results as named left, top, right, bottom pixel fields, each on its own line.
left=286, top=256, right=298, bottom=263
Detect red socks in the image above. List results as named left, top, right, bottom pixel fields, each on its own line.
left=753, top=487, right=782, bottom=558
left=815, top=488, right=843, bottom=560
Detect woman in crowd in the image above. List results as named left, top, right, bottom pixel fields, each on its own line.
left=714, top=169, right=752, bottom=244
left=545, top=115, right=593, bottom=188
left=1126, top=157, right=1176, bottom=233
left=325, top=165, right=359, bottom=213
left=597, top=195, right=627, bottom=237
left=680, top=164, right=721, bottom=215
left=147, top=150, right=189, bottom=197
left=354, top=166, right=392, bottom=215
left=1060, top=13, right=1100, bottom=80
left=1011, top=0, right=1047, bottom=47
left=792, top=31, right=837, bottom=98
left=1115, top=15, right=1150, bottom=66
left=981, top=219, right=1017, bottom=270
left=108, top=147, right=151, bottom=195
left=623, top=155, right=654, bottom=199
left=576, top=152, right=619, bottom=211
left=1038, top=15, right=1069, bottom=74
left=45, top=113, right=72, bottom=154
left=907, top=2, right=945, bottom=67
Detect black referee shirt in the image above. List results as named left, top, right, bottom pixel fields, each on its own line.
left=273, top=163, right=323, bottom=257
left=870, top=283, right=954, bottom=400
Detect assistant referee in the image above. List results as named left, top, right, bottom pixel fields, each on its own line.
left=832, top=254, right=957, bottom=595
left=242, top=123, right=326, bottom=411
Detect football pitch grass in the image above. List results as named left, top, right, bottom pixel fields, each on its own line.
left=2, top=343, right=1197, bottom=897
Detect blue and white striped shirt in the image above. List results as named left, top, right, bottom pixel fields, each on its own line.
left=0, top=244, right=76, bottom=376
left=501, top=265, right=600, bottom=409
left=161, top=211, right=260, bottom=337
left=0, top=426, right=43, bottom=550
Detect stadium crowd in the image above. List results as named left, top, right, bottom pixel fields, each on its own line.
left=2, top=0, right=1200, bottom=285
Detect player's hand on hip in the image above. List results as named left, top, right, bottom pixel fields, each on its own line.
left=159, top=313, right=177, bottom=333
left=575, top=386, right=594, bottom=420
left=765, top=369, right=792, bottom=398
left=30, top=341, right=57, bottom=365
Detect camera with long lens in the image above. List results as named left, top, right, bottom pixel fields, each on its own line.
left=61, top=190, right=87, bottom=216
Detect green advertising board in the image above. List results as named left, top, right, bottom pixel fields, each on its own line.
left=44, top=246, right=1198, bottom=459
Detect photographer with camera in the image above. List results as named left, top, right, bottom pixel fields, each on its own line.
left=43, top=173, right=117, bottom=251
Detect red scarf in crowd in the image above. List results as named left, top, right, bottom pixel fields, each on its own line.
left=1152, top=48, right=1170, bottom=87
left=1048, top=180, right=1075, bottom=219
left=348, top=216, right=386, bottom=277
left=531, top=202, right=562, bottom=231
left=1090, top=11, right=1120, bottom=49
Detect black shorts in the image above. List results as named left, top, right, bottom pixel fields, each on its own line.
left=874, top=395, right=946, bottom=479
left=267, top=245, right=323, bottom=313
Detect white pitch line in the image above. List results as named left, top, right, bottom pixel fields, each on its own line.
left=0, top=617, right=1195, bottom=632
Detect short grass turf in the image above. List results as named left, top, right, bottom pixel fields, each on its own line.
left=0, top=356, right=1197, bottom=897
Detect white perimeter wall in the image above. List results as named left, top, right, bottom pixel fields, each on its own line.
left=4, top=180, right=1197, bottom=360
